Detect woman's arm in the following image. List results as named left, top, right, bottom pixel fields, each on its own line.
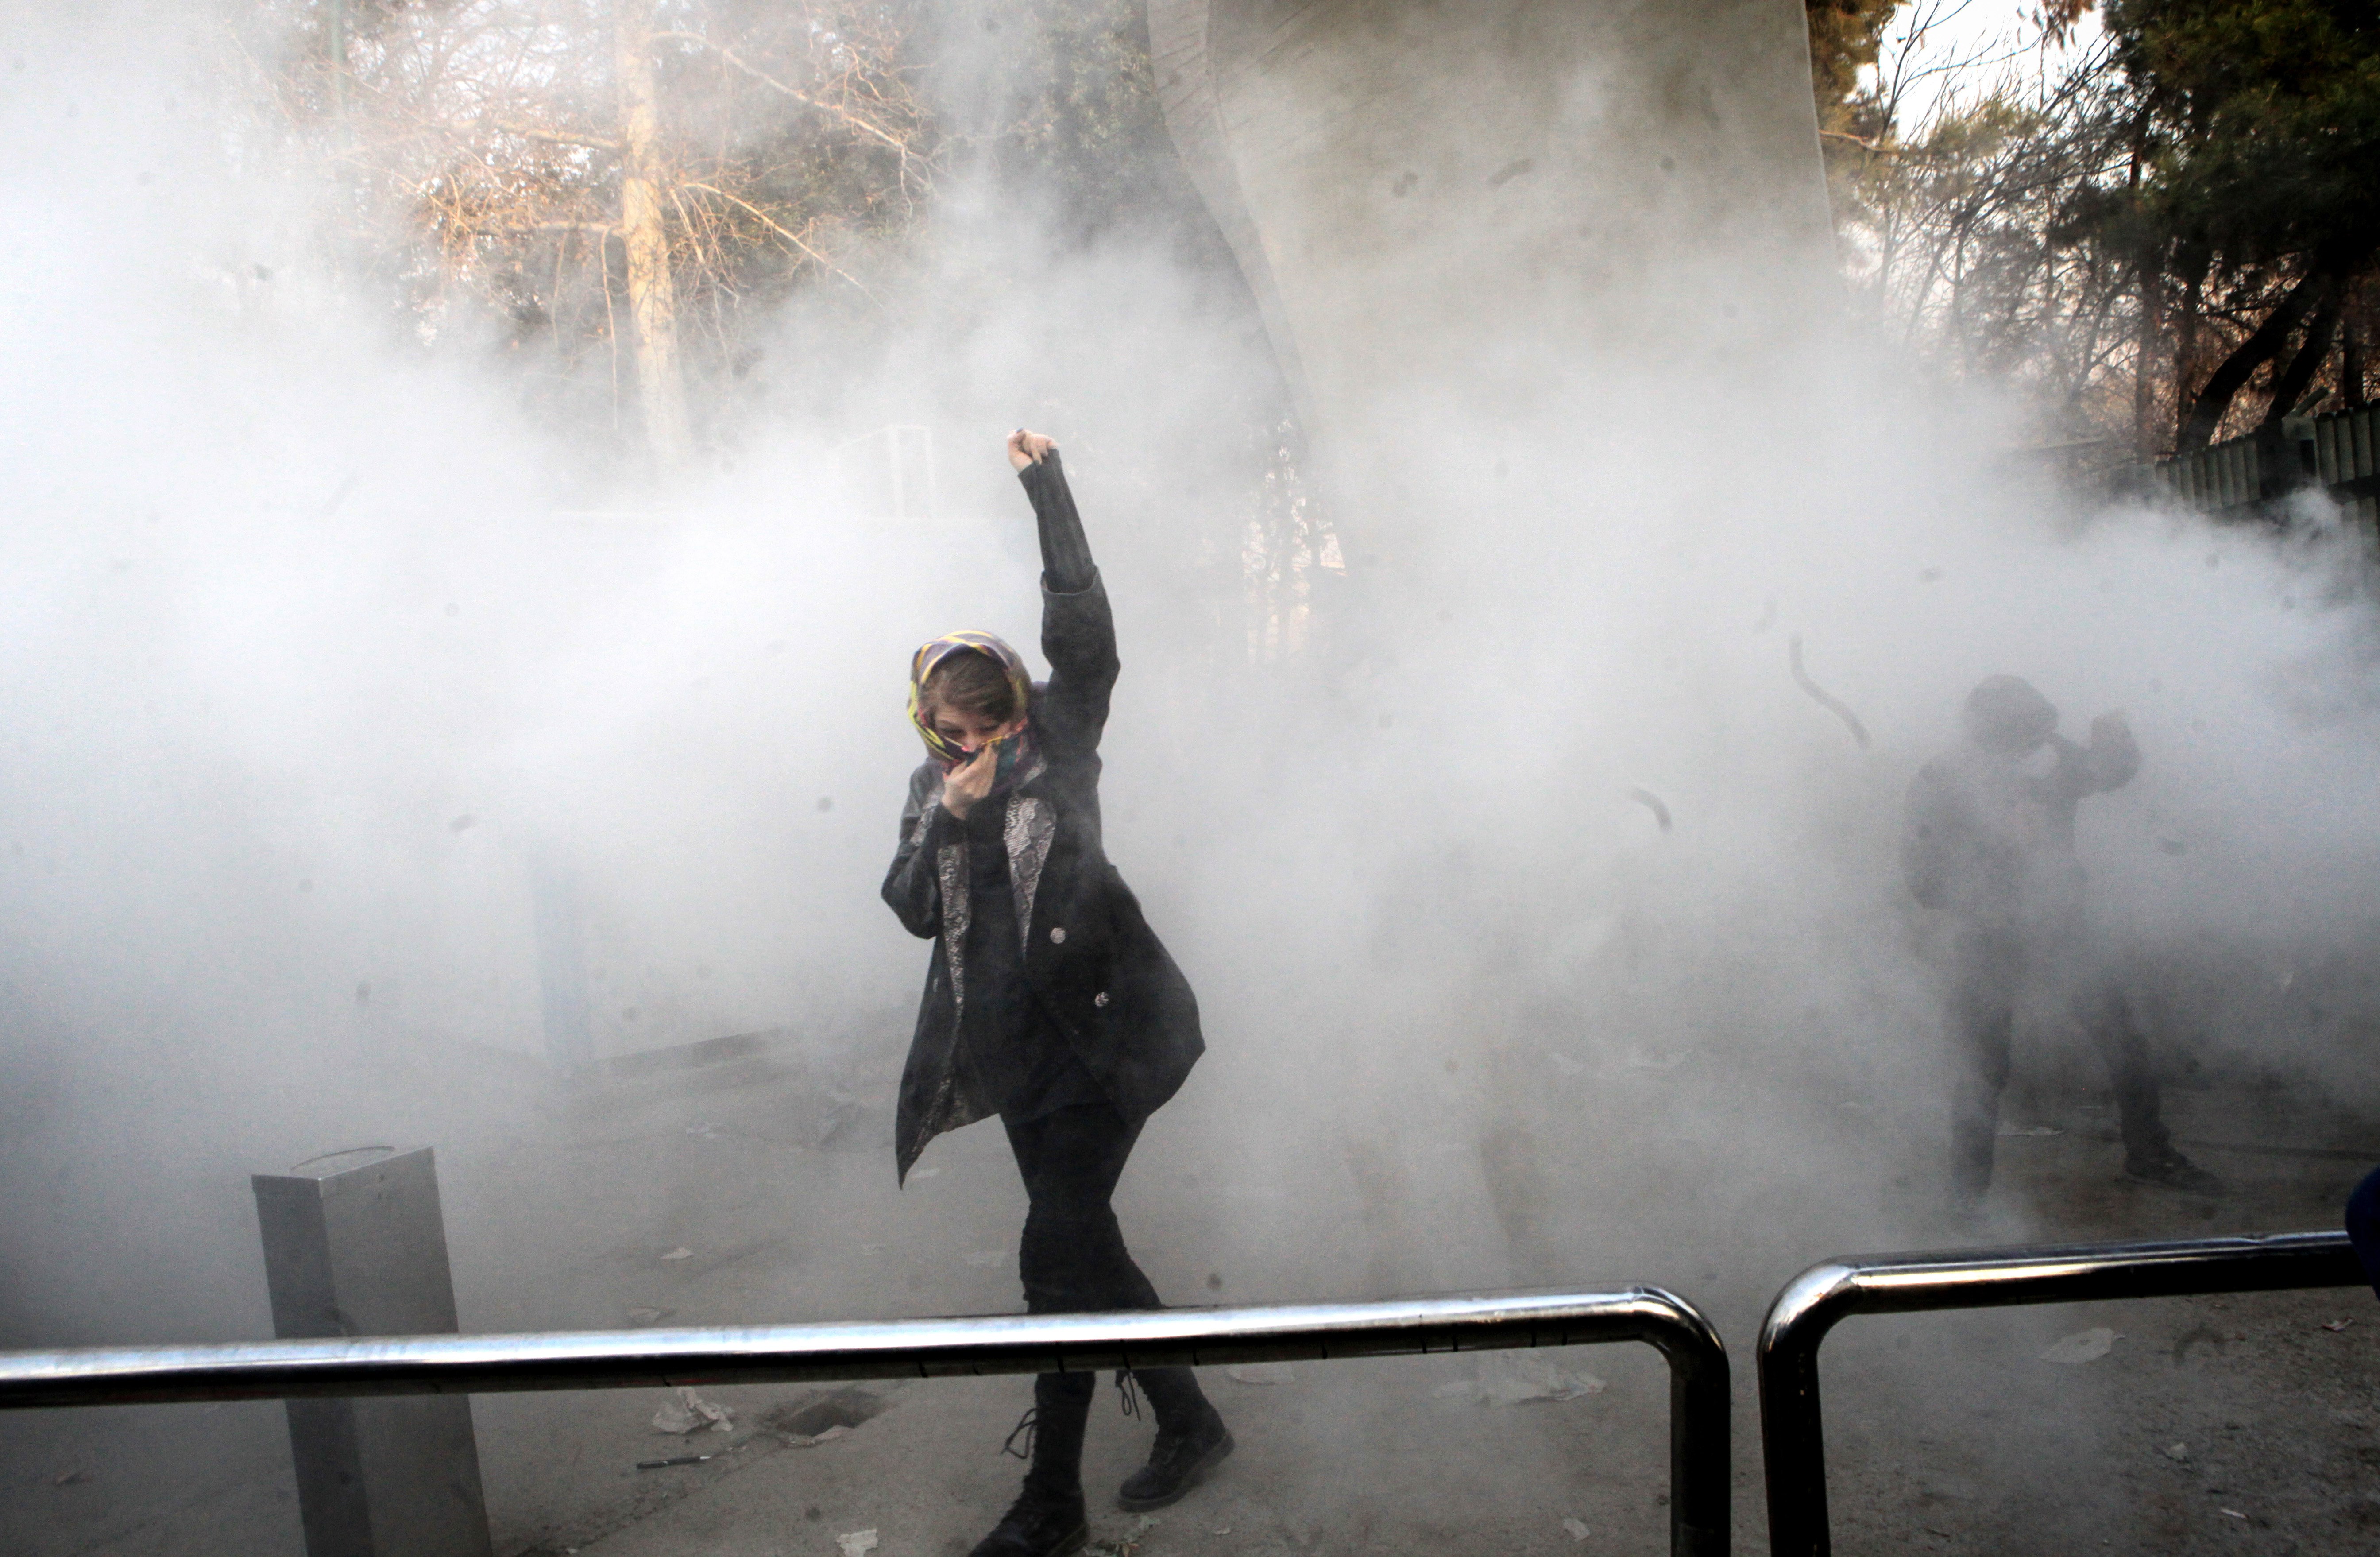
left=881, top=766, right=950, bottom=939
left=1009, top=434, right=1119, bottom=755
left=1010, top=430, right=1096, bottom=594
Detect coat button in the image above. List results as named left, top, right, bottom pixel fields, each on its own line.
left=1093, top=991, right=1109, bottom=1008
left=1049, top=926, right=1066, bottom=944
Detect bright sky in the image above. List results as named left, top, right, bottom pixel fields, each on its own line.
left=1866, top=0, right=2108, bottom=132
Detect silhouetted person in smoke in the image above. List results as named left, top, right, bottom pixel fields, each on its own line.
left=883, top=430, right=1230, bottom=1557
left=1902, top=675, right=2223, bottom=1212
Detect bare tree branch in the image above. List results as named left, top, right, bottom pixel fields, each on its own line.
left=680, top=180, right=875, bottom=299
left=652, top=28, right=929, bottom=190
left=492, top=120, right=620, bottom=153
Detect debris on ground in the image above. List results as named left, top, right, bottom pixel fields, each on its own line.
left=1476, top=1352, right=1609, bottom=1400
left=836, top=1530, right=879, bottom=1557
left=660, top=1247, right=693, bottom=1262
left=1435, top=1351, right=1605, bottom=1404
left=1083, top=1538, right=1140, bottom=1557
left=1996, top=1123, right=2062, bottom=1137
left=2039, top=1327, right=2118, bottom=1365
left=962, top=1249, right=1007, bottom=1268
left=2220, top=1509, right=2247, bottom=1520
left=650, top=1387, right=736, bottom=1434
left=2163, top=1442, right=2190, bottom=1461
left=51, top=1469, right=89, bottom=1487
left=626, top=1306, right=675, bottom=1325
left=1226, top=1362, right=1297, bottom=1385
left=909, top=1167, right=939, bottom=1179
left=1136, top=1515, right=1161, bottom=1532
left=635, top=1453, right=713, bottom=1471
left=1562, top=1516, right=1590, bottom=1542
left=786, top=1425, right=849, bottom=1448
left=2323, top=1319, right=2355, bottom=1332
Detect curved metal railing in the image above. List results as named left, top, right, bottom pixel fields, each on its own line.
left=1757, top=1230, right=2365, bottom=1557
left=0, top=1285, right=1732, bottom=1557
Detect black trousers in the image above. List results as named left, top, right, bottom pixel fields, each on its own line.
left=1950, top=926, right=2171, bottom=1199
left=1001, top=1101, right=1213, bottom=1492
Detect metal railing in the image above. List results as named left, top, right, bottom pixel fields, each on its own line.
left=0, top=1286, right=1732, bottom=1557
left=1757, top=1230, right=2366, bottom=1557
left=2144, top=405, right=2380, bottom=526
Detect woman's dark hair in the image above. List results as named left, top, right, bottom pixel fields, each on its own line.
left=923, top=648, right=1017, bottom=724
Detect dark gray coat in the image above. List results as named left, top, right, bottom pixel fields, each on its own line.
left=1902, top=723, right=2140, bottom=930
left=881, top=573, right=1203, bottom=1182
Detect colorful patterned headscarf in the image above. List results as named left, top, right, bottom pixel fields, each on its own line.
left=908, top=631, right=1034, bottom=771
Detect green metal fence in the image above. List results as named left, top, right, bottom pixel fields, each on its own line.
left=2308, top=406, right=2380, bottom=528
left=2151, top=406, right=2380, bottom=526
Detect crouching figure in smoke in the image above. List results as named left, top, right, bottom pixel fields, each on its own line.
left=1902, top=675, right=2224, bottom=1214
left=882, top=430, right=1232, bottom=1557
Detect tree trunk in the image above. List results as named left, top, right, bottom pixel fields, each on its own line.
left=2172, top=266, right=2202, bottom=450
left=2125, top=130, right=2160, bottom=459
left=614, top=4, right=692, bottom=469
left=2175, top=267, right=2325, bottom=454
left=2343, top=321, right=2368, bottom=410
left=2133, top=269, right=2164, bottom=459
left=2259, top=280, right=2341, bottom=430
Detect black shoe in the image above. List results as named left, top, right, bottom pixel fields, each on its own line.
left=967, top=1485, right=1088, bottom=1557
left=1117, top=1409, right=1233, bottom=1512
left=2125, top=1150, right=2227, bottom=1196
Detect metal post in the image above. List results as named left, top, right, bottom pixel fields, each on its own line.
left=1757, top=1230, right=2363, bottom=1557
left=1645, top=1294, right=1732, bottom=1557
left=253, top=1147, right=493, bottom=1557
left=1, top=1285, right=1727, bottom=1556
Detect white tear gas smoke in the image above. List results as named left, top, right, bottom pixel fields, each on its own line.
left=3, top=0, right=2376, bottom=1410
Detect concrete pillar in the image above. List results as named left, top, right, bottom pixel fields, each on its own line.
left=253, top=1146, right=493, bottom=1557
